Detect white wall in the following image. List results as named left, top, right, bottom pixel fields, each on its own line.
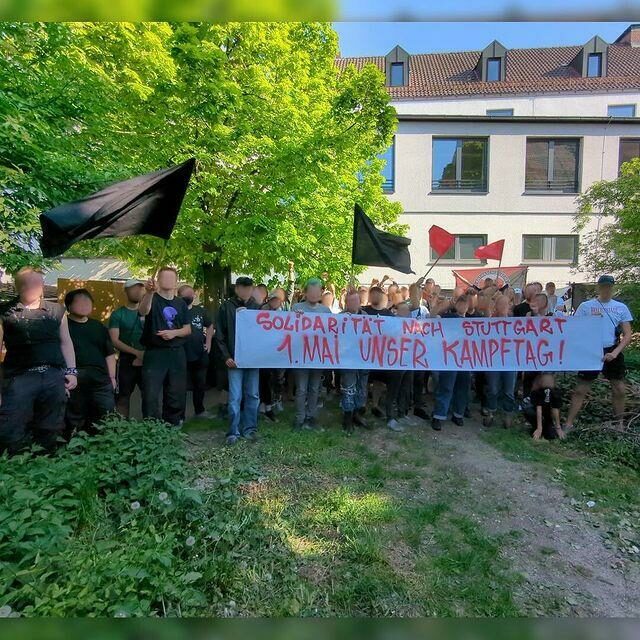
left=43, top=258, right=132, bottom=285
left=393, top=91, right=640, bottom=118
left=359, top=117, right=640, bottom=289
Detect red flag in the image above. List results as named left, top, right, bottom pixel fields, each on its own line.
left=474, top=239, right=504, bottom=261
left=429, top=225, right=455, bottom=257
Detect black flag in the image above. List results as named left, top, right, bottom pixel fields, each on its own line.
left=39, top=158, right=196, bottom=258
left=352, top=204, right=413, bottom=274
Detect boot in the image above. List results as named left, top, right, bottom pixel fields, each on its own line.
left=353, top=411, right=370, bottom=429
left=342, top=411, right=354, bottom=435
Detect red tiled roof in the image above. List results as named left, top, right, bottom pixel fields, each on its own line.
left=335, top=44, right=640, bottom=99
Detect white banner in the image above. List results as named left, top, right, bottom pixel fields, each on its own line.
left=234, top=310, right=604, bottom=372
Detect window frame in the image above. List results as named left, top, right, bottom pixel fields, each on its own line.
left=521, top=234, right=579, bottom=264
left=431, top=137, right=489, bottom=193
left=429, top=234, right=488, bottom=264
left=608, top=104, right=636, bottom=118
left=380, top=137, right=395, bottom=192
left=389, top=62, right=405, bottom=87
left=524, top=137, right=581, bottom=194
left=486, top=57, right=502, bottom=82
left=486, top=108, right=514, bottom=117
left=587, top=52, right=602, bottom=77
left=618, top=137, right=640, bottom=173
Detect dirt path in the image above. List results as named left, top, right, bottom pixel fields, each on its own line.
left=366, top=421, right=640, bottom=617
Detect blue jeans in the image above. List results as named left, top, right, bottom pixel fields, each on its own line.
left=485, top=371, right=517, bottom=414
left=340, top=370, right=369, bottom=412
left=227, top=368, right=259, bottom=437
left=433, top=371, right=470, bottom=421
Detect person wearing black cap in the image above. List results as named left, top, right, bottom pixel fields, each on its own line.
left=138, top=267, right=191, bottom=426
left=216, top=276, right=261, bottom=444
left=0, top=267, right=78, bottom=454
left=108, top=278, right=146, bottom=417
left=565, top=275, right=633, bottom=430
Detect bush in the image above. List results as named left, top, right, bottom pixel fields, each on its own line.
left=0, top=416, right=297, bottom=617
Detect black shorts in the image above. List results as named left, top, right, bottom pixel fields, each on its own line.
left=578, top=347, right=626, bottom=382
left=117, top=354, right=143, bottom=397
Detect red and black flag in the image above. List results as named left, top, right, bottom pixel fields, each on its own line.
left=39, top=158, right=196, bottom=258
left=352, top=204, right=414, bottom=274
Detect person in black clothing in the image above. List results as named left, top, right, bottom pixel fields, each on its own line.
left=525, top=373, right=566, bottom=440
left=178, top=284, right=212, bottom=418
left=138, top=267, right=191, bottom=426
left=0, top=267, right=78, bottom=454
left=216, top=277, right=261, bottom=445
left=513, top=283, right=537, bottom=317
left=64, top=289, right=116, bottom=434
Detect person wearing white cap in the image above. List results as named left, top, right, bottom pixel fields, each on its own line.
left=108, top=279, right=146, bottom=417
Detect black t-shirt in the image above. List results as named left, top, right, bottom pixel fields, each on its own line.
left=513, top=301, right=531, bottom=317
left=140, top=294, right=190, bottom=349
left=68, top=317, right=115, bottom=374
left=184, top=304, right=212, bottom=361
left=0, top=298, right=66, bottom=375
left=362, top=305, right=393, bottom=317
left=531, top=387, right=562, bottom=422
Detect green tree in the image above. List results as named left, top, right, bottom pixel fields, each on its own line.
left=1, top=22, right=400, bottom=300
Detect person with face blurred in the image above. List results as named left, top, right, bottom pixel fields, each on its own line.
left=339, top=290, right=370, bottom=434
left=178, top=285, right=212, bottom=419
left=64, top=289, right=116, bottom=434
left=138, top=267, right=191, bottom=426
left=483, top=295, right=517, bottom=429
left=291, top=278, right=332, bottom=430
left=431, top=295, right=471, bottom=431
left=253, top=284, right=268, bottom=307
left=216, top=277, right=261, bottom=443
left=0, top=267, right=77, bottom=454
left=109, top=279, right=146, bottom=417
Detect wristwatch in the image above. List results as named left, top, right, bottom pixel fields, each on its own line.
left=64, top=367, right=78, bottom=376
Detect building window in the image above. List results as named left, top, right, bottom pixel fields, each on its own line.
left=432, top=138, right=488, bottom=192
left=619, top=138, right=640, bottom=172
left=430, top=234, right=487, bottom=262
left=486, top=108, right=514, bottom=116
left=522, top=235, right=578, bottom=263
left=390, top=62, right=404, bottom=87
left=587, top=52, right=602, bottom=77
left=525, top=138, right=580, bottom=193
left=486, top=57, right=502, bottom=82
left=608, top=104, right=636, bottom=118
left=379, top=138, right=395, bottom=191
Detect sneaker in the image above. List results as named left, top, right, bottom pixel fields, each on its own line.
left=452, top=415, right=464, bottom=427
left=274, top=400, right=284, bottom=413
left=414, top=407, right=429, bottom=421
left=431, top=418, right=442, bottom=431
left=481, top=407, right=490, bottom=417
left=387, top=419, right=404, bottom=432
left=258, top=402, right=266, bottom=414
left=316, top=400, right=324, bottom=409
left=398, top=415, right=413, bottom=427
left=243, top=431, right=258, bottom=442
left=292, top=422, right=304, bottom=432
left=264, top=410, right=277, bottom=423
left=194, top=410, right=214, bottom=419
left=303, top=417, right=317, bottom=431
left=225, top=435, right=239, bottom=446
left=372, top=406, right=384, bottom=418
left=342, top=411, right=354, bottom=435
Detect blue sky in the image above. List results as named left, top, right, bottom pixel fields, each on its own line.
left=333, top=22, right=633, bottom=57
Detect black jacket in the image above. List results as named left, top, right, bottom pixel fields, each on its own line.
left=215, top=296, right=260, bottom=360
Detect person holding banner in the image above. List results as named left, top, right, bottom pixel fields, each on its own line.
left=431, top=295, right=471, bottom=431
left=216, top=277, right=261, bottom=444
left=483, top=295, right=517, bottom=429
left=291, top=278, right=332, bottom=431
left=339, top=291, right=370, bottom=435
left=565, top=275, right=633, bottom=430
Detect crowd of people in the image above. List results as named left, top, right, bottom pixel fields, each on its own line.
left=0, top=264, right=633, bottom=454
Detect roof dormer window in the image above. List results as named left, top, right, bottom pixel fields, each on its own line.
left=486, top=57, right=502, bottom=82
left=390, top=62, right=405, bottom=87
left=587, top=52, right=602, bottom=77
left=384, top=45, right=410, bottom=87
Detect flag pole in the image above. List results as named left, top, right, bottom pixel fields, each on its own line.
left=420, top=254, right=442, bottom=282
left=496, top=256, right=503, bottom=286
left=153, top=240, right=169, bottom=280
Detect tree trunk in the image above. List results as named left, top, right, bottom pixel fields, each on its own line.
left=202, top=258, right=231, bottom=316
